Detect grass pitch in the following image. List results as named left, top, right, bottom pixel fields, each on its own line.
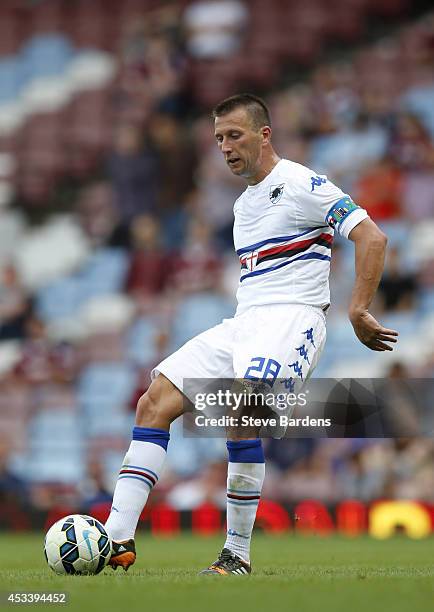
left=1, top=533, right=433, bottom=612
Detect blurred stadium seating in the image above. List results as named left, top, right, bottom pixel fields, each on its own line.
left=0, top=0, right=434, bottom=515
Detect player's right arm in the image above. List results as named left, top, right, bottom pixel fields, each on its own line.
left=347, top=218, right=398, bottom=351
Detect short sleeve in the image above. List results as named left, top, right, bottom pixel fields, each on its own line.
left=294, top=168, right=368, bottom=239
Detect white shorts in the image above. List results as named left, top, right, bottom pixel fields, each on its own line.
left=152, top=303, right=326, bottom=412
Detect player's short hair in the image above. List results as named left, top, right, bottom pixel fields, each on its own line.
left=212, top=93, right=271, bottom=131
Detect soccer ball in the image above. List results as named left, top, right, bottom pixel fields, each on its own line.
left=44, top=514, right=112, bottom=575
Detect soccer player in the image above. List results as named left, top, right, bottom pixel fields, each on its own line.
left=105, top=93, right=398, bottom=575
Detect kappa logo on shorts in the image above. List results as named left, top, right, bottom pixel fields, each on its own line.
left=302, top=327, right=316, bottom=347
left=288, top=360, right=303, bottom=380
left=269, top=183, right=285, bottom=204
left=295, top=344, right=310, bottom=364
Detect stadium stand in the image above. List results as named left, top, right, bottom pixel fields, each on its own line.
left=0, top=0, right=433, bottom=511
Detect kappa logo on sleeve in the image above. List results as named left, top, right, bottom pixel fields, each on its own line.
left=269, top=183, right=285, bottom=204
left=310, top=175, right=327, bottom=192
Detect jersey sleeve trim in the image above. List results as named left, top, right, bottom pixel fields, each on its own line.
left=339, top=208, right=369, bottom=239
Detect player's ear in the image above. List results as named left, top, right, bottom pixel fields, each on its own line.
left=261, top=126, right=272, bottom=145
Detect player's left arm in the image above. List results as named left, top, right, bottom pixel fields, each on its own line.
left=348, top=218, right=399, bottom=351
left=294, top=169, right=399, bottom=351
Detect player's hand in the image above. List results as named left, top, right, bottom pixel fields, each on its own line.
left=349, top=309, right=399, bottom=351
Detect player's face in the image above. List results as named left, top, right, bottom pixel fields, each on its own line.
left=214, top=108, right=268, bottom=180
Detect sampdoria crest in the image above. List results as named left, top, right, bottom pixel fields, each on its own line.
left=269, top=183, right=285, bottom=204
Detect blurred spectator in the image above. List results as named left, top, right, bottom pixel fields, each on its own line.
left=379, top=362, right=422, bottom=436
left=119, top=4, right=187, bottom=116
left=148, top=113, right=197, bottom=217
left=107, top=125, right=158, bottom=223
left=168, top=217, right=222, bottom=294
left=77, top=182, right=124, bottom=247
left=386, top=439, right=434, bottom=500
left=0, top=263, right=30, bottom=341
left=310, top=63, right=360, bottom=133
left=29, top=483, right=78, bottom=511
left=354, top=158, right=402, bottom=221
left=183, top=0, right=248, bottom=59
left=389, top=113, right=434, bottom=170
left=309, top=113, right=388, bottom=177
left=126, top=214, right=169, bottom=299
left=80, top=457, right=113, bottom=507
left=280, top=450, right=338, bottom=503
left=336, top=442, right=394, bottom=501
left=167, top=461, right=227, bottom=509
left=387, top=361, right=409, bottom=378
left=14, top=316, right=77, bottom=385
left=265, top=438, right=317, bottom=471
left=0, top=437, right=27, bottom=505
left=377, top=247, right=418, bottom=312
left=401, top=170, right=434, bottom=221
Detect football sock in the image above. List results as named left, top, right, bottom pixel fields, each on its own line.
left=223, top=439, right=265, bottom=564
left=105, top=426, right=169, bottom=542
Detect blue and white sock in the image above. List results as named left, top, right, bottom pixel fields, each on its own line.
left=105, top=426, right=169, bottom=542
left=224, top=439, right=265, bottom=564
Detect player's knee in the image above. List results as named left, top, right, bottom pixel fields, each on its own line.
left=135, top=375, right=183, bottom=428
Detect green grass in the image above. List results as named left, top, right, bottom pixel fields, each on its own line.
left=1, top=533, right=434, bottom=612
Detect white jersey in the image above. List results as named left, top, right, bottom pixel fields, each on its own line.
left=233, top=159, right=368, bottom=314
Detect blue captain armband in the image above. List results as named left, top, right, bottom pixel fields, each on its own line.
left=326, top=196, right=360, bottom=231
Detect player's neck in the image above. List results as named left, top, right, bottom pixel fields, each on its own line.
left=246, top=151, right=281, bottom=186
